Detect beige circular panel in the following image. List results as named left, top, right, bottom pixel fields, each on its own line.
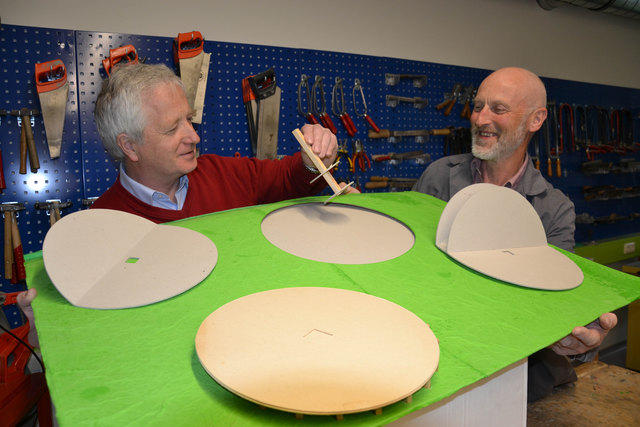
left=195, top=287, right=439, bottom=416
left=261, top=203, right=415, bottom=264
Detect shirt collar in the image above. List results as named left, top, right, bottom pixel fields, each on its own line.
left=119, top=164, right=189, bottom=210
left=471, top=153, right=530, bottom=188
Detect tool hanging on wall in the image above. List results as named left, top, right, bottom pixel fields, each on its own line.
left=385, top=95, right=428, bottom=109
left=12, top=109, right=40, bottom=174
left=1, top=203, right=26, bottom=284
left=352, top=79, right=380, bottom=133
left=0, top=110, right=6, bottom=193
left=102, top=44, right=139, bottom=76
left=242, top=68, right=281, bottom=159
left=384, top=73, right=427, bottom=88
left=371, top=150, right=429, bottom=165
left=546, top=101, right=562, bottom=177
left=331, top=77, right=357, bottom=137
left=34, top=200, right=72, bottom=227
left=173, top=31, right=210, bottom=124
left=335, top=139, right=353, bottom=173
left=35, top=59, right=68, bottom=159
left=351, top=139, right=370, bottom=174
left=311, top=76, right=337, bottom=134
left=559, top=103, right=575, bottom=153
left=368, top=127, right=450, bottom=143
left=459, top=85, right=476, bottom=120
left=435, top=83, right=463, bottom=116
left=364, top=176, right=417, bottom=190
left=443, top=127, right=471, bottom=156
left=297, top=75, right=319, bottom=125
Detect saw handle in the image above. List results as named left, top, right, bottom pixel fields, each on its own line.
left=174, top=31, right=204, bottom=60
left=35, top=59, right=67, bottom=93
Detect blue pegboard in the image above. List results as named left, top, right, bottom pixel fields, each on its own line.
left=0, top=23, right=639, bottom=328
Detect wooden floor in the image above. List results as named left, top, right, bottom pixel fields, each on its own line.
left=527, top=361, right=640, bottom=426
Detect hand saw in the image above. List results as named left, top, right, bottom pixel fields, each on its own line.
left=102, top=45, right=138, bottom=76
left=245, top=68, right=281, bottom=160
left=174, top=31, right=210, bottom=124
left=35, top=59, right=69, bottom=159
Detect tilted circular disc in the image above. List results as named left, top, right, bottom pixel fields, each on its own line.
left=436, top=183, right=583, bottom=290
left=261, top=203, right=415, bottom=264
left=195, top=287, right=439, bottom=416
left=42, top=209, right=217, bottom=309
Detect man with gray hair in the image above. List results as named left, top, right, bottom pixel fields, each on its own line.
left=413, top=67, right=617, bottom=401
left=91, top=62, right=345, bottom=223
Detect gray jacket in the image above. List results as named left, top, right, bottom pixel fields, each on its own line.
left=412, top=153, right=576, bottom=251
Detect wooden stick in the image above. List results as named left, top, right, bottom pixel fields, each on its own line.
left=292, top=128, right=342, bottom=194
left=4, top=212, right=13, bottom=280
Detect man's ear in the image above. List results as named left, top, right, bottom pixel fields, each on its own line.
left=528, top=108, right=548, bottom=133
left=116, top=133, right=139, bottom=162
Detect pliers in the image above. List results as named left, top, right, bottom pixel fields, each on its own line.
left=351, top=139, right=370, bottom=173
left=336, top=139, right=353, bottom=172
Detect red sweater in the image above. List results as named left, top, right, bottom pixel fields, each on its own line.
left=91, top=152, right=327, bottom=223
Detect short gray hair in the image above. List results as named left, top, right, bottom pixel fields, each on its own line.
left=94, top=63, right=185, bottom=161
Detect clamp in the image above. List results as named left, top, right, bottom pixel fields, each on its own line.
left=352, top=79, right=380, bottom=133
left=311, top=76, right=337, bottom=134
left=297, top=75, right=319, bottom=125
left=332, top=77, right=357, bottom=136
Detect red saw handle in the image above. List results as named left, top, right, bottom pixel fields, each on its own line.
left=35, top=59, right=67, bottom=94
left=103, top=45, right=138, bottom=76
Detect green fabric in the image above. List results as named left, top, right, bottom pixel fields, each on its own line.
left=26, top=192, right=640, bottom=426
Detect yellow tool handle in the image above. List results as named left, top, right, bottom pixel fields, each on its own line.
left=364, top=181, right=388, bottom=189
left=535, top=159, right=540, bottom=170
left=556, top=158, right=562, bottom=177
left=547, top=158, right=552, bottom=177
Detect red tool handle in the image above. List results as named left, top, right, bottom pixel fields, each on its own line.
left=35, top=59, right=67, bottom=94
left=103, top=45, right=138, bottom=76
left=11, top=212, right=26, bottom=281
left=364, top=114, right=380, bottom=133
left=339, top=114, right=356, bottom=137
left=344, top=113, right=358, bottom=136
left=306, top=113, right=319, bottom=125
left=320, top=113, right=337, bottom=134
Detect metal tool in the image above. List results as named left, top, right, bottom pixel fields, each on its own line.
left=1, top=202, right=26, bottom=283
left=34, top=199, right=72, bottom=227
left=384, top=74, right=427, bottom=88
left=35, top=59, right=68, bottom=159
left=352, top=79, right=380, bottom=133
left=351, top=139, right=370, bottom=173
left=102, top=44, right=139, bottom=76
left=459, top=84, right=476, bottom=119
left=331, top=77, right=357, bottom=136
left=297, top=75, right=319, bottom=125
left=0, top=110, right=5, bottom=193
left=311, top=76, right=337, bottom=134
left=173, top=31, right=209, bottom=123
left=385, top=95, right=428, bottom=109
left=435, top=83, right=462, bottom=116
left=12, top=109, right=40, bottom=174
left=245, top=68, right=281, bottom=159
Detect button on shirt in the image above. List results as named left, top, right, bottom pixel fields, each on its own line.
left=119, top=165, right=189, bottom=210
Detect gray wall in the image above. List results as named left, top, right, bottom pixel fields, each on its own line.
left=3, top=0, right=639, bottom=89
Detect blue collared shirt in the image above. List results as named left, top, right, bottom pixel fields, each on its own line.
left=119, top=165, right=189, bottom=210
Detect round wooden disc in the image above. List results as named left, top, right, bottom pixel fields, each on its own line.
left=42, top=209, right=218, bottom=309
left=195, top=287, right=439, bottom=415
left=261, top=203, right=415, bottom=264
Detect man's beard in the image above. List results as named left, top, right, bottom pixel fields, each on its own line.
left=471, top=119, right=528, bottom=161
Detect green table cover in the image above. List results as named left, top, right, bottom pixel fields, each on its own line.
left=25, top=191, right=640, bottom=426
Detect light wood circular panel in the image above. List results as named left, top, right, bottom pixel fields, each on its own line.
left=195, top=287, right=439, bottom=416
left=261, top=203, right=415, bottom=264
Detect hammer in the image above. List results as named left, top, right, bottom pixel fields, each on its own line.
left=12, top=108, right=41, bottom=173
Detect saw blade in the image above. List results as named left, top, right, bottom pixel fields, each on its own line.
left=38, top=81, right=69, bottom=159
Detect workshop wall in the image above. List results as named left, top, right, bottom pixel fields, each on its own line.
left=0, top=23, right=638, bottom=327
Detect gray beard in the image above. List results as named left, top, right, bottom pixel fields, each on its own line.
left=471, top=121, right=527, bottom=161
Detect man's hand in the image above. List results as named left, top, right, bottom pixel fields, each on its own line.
left=17, top=288, right=40, bottom=348
left=550, top=312, right=617, bottom=356
left=338, top=181, right=360, bottom=194
left=300, top=124, right=338, bottom=169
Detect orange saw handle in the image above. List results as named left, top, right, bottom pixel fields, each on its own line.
left=102, top=45, right=138, bottom=76
left=35, top=59, right=67, bottom=94
left=174, top=31, right=204, bottom=62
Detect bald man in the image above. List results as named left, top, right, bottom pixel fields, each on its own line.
left=413, top=67, right=617, bottom=401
